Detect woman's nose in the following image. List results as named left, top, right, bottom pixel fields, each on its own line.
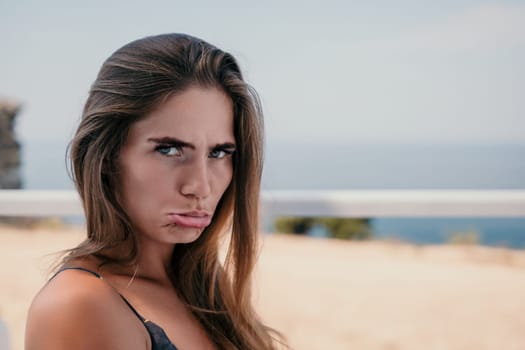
left=179, top=158, right=211, bottom=199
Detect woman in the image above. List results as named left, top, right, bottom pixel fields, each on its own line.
left=25, top=33, right=282, bottom=350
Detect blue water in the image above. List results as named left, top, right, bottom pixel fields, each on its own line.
left=371, top=217, right=525, bottom=249
left=20, top=140, right=525, bottom=248
left=262, top=143, right=525, bottom=190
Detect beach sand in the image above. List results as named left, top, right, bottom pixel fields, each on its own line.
left=1, top=226, right=525, bottom=350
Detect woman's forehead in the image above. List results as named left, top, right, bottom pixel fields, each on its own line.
left=127, top=86, right=235, bottom=144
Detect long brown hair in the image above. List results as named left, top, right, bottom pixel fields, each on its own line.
left=63, top=33, right=282, bottom=349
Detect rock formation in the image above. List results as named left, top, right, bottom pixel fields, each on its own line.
left=0, top=100, right=22, bottom=189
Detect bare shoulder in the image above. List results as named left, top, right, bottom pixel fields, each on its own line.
left=25, top=269, right=149, bottom=350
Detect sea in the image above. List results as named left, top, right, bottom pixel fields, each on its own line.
left=19, top=140, right=525, bottom=249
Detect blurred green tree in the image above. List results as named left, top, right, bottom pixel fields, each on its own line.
left=273, top=217, right=372, bottom=240
left=273, top=217, right=315, bottom=235
left=447, top=230, right=480, bottom=245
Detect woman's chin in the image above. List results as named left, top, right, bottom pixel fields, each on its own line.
left=167, top=225, right=205, bottom=244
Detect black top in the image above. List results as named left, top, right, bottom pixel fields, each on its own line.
left=52, top=267, right=178, bottom=350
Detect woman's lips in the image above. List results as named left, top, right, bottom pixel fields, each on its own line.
left=167, top=213, right=212, bottom=229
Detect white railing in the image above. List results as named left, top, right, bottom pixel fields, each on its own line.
left=0, top=190, right=83, bottom=216
left=261, top=190, right=525, bottom=218
left=1, top=190, right=525, bottom=218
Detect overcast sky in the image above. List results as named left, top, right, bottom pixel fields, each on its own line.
left=1, top=0, right=524, bottom=146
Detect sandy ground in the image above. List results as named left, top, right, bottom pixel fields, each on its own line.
left=1, top=226, right=525, bottom=350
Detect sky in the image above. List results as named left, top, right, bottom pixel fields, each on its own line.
left=1, top=0, right=524, bottom=147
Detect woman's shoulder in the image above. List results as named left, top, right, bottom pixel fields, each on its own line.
left=30, top=266, right=115, bottom=315
left=25, top=267, right=149, bottom=350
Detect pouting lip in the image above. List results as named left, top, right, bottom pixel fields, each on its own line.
left=168, top=211, right=211, bottom=218
left=165, top=211, right=213, bottom=229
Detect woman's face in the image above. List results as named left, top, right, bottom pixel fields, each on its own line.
left=118, top=86, right=235, bottom=246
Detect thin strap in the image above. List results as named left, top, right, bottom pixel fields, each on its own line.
left=119, top=295, right=147, bottom=322
left=51, top=266, right=102, bottom=280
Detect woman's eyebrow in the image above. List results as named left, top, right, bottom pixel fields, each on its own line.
left=213, top=142, right=236, bottom=149
left=147, top=136, right=195, bottom=149
left=147, top=137, right=236, bottom=150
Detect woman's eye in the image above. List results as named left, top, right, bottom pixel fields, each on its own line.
left=209, top=149, right=226, bottom=159
left=209, top=149, right=234, bottom=159
left=155, top=145, right=182, bottom=157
